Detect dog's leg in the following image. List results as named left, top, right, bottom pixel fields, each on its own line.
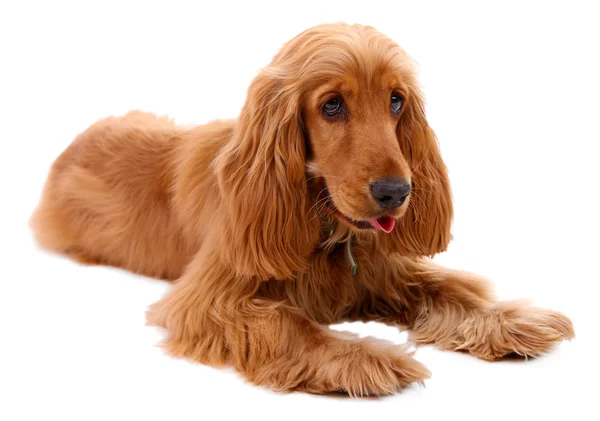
left=146, top=248, right=430, bottom=396
left=361, top=256, right=574, bottom=361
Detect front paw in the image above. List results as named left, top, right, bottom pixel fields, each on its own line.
left=460, top=300, right=575, bottom=361
left=326, top=340, right=431, bottom=396
left=246, top=338, right=431, bottom=397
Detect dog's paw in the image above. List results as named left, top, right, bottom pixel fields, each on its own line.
left=329, top=340, right=431, bottom=397
left=250, top=338, right=430, bottom=397
left=460, top=300, right=575, bottom=361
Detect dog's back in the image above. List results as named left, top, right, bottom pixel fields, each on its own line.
left=30, top=111, right=233, bottom=280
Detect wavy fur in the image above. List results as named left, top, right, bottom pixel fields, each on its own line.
left=30, top=23, right=573, bottom=397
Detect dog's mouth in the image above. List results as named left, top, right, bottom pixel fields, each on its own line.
left=319, top=186, right=396, bottom=233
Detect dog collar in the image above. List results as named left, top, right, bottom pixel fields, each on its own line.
left=324, top=223, right=357, bottom=275
left=345, top=235, right=358, bottom=275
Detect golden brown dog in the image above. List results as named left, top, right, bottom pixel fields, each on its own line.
left=30, top=23, right=574, bottom=397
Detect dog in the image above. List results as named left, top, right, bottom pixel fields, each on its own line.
left=30, top=22, right=574, bottom=397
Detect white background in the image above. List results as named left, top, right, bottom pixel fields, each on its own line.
left=1, top=1, right=599, bottom=420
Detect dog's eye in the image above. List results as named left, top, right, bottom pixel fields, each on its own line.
left=391, top=93, right=403, bottom=114
left=322, top=97, right=343, bottom=117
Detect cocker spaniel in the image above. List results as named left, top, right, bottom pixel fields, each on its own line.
left=31, top=23, right=574, bottom=396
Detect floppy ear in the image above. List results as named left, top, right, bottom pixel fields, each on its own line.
left=383, top=86, right=453, bottom=257
left=215, top=71, right=320, bottom=280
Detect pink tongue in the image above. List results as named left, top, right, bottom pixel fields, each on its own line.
left=368, top=216, right=396, bottom=233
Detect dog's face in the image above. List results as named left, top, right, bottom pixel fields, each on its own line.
left=218, top=23, right=453, bottom=279
left=304, top=69, right=412, bottom=233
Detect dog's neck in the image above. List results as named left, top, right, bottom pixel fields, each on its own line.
left=319, top=218, right=349, bottom=247
left=318, top=218, right=359, bottom=275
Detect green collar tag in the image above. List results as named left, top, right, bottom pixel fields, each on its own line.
left=345, top=235, right=358, bottom=275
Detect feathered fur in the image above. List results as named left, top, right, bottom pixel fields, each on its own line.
left=30, top=23, right=574, bottom=397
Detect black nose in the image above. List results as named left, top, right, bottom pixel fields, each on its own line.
left=370, top=177, right=411, bottom=209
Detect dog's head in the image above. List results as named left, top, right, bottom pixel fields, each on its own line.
left=216, top=23, right=453, bottom=280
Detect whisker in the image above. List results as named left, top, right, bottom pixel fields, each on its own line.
left=306, top=188, right=332, bottom=217
left=306, top=187, right=346, bottom=223
left=409, top=143, right=436, bottom=176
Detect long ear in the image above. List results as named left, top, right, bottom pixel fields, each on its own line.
left=383, top=86, right=453, bottom=257
left=215, top=71, right=320, bottom=280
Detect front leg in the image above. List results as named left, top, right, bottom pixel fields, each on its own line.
left=357, top=253, right=574, bottom=361
left=146, top=247, right=430, bottom=396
